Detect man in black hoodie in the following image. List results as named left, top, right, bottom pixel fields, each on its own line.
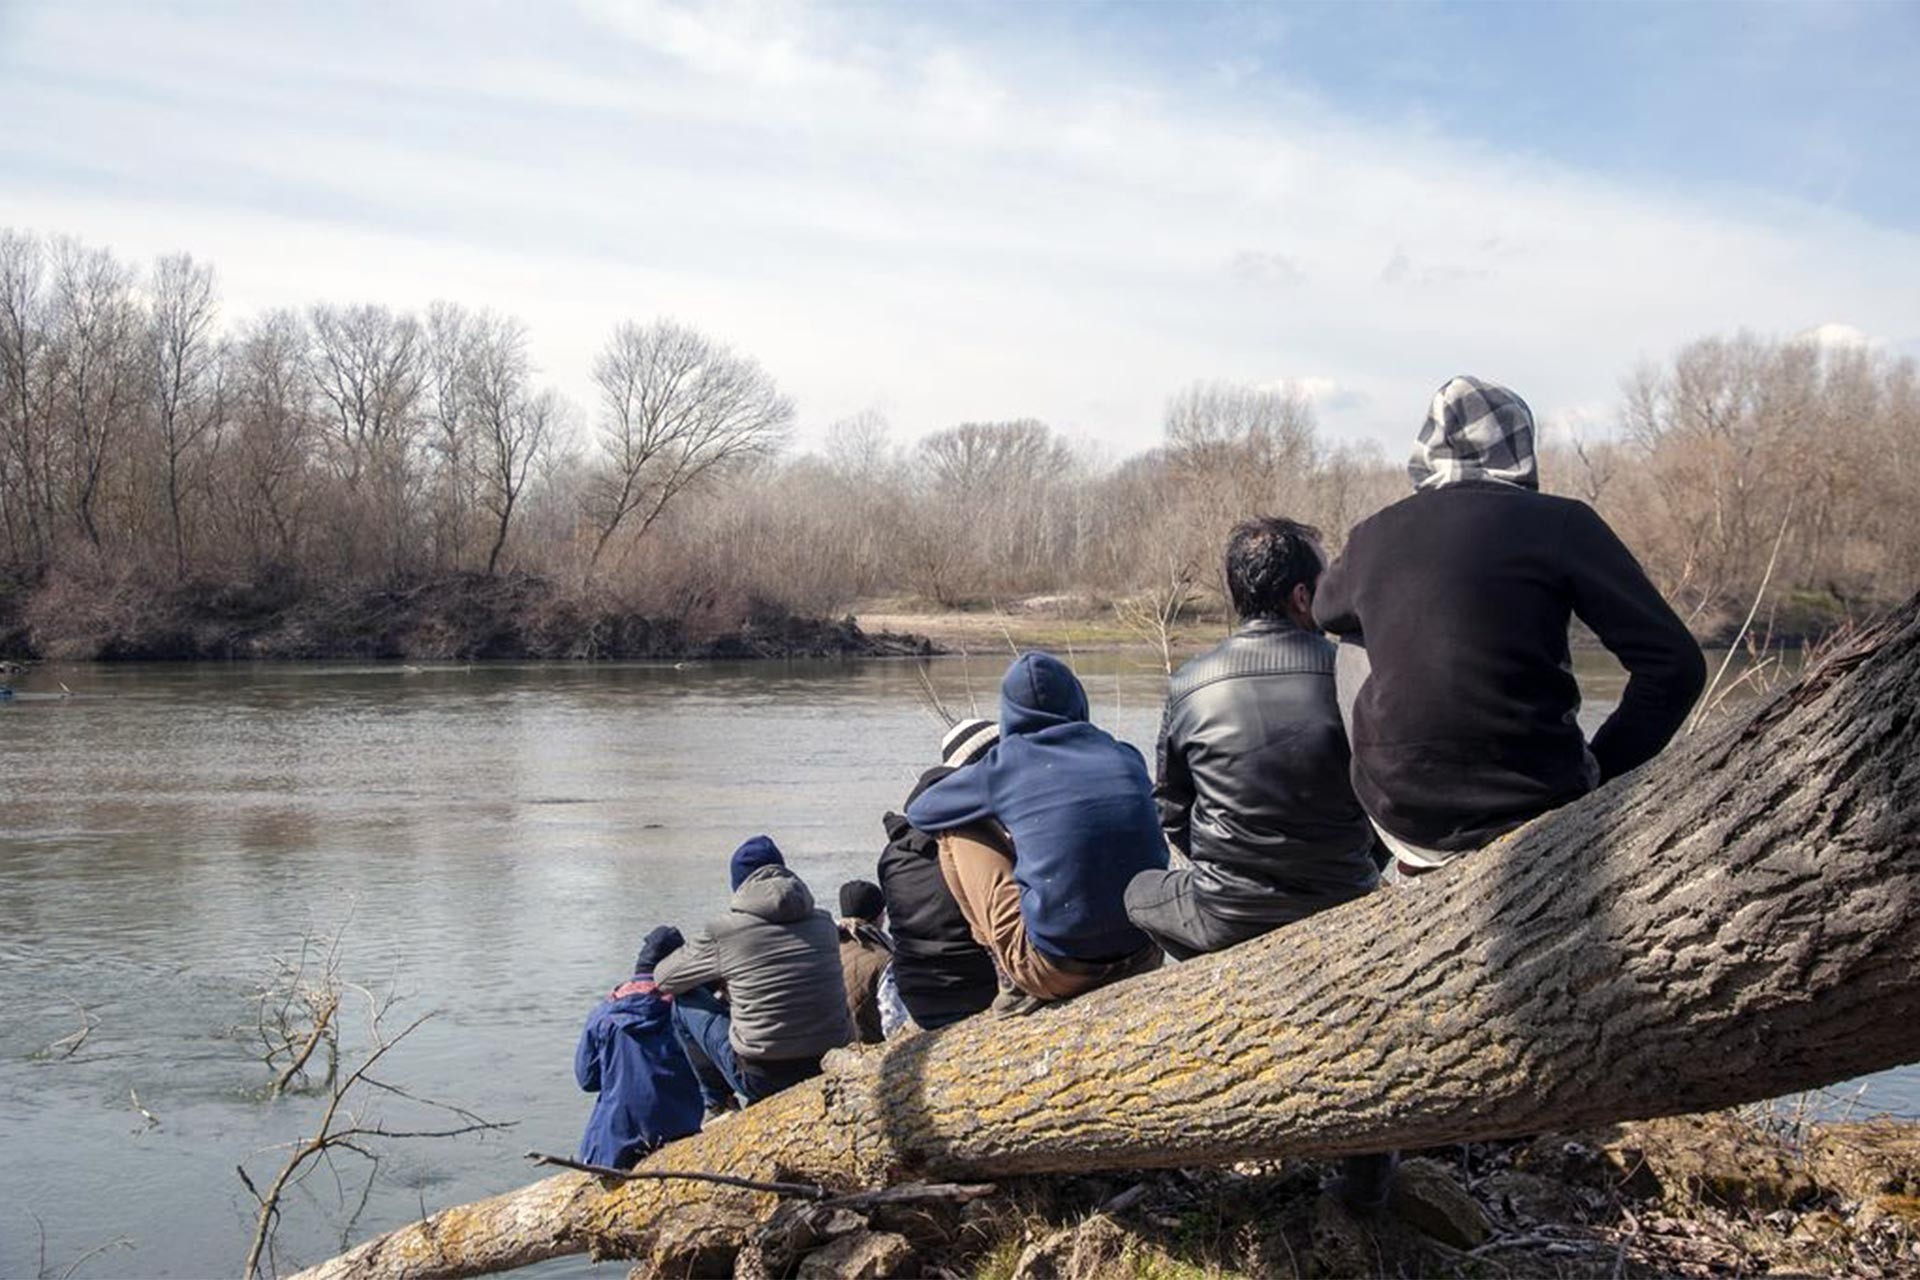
left=1313, top=375, right=1706, bottom=869
left=877, top=719, right=1001, bottom=1030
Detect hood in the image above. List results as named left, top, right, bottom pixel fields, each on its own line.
left=999, top=652, right=1089, bottom=735
left=1408, top=375, right=1539, bottom=492
left=730, top=864, right=817, bottom=923
left=838, top=919, right=894, bottom=953
left=605, top=980, right=672, bottom=1030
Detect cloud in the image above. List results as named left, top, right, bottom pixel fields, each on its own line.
left=1291, top=377, right=1367, bottom=414
left=1378, top=245, right=1494, bottom=289
left=1228, top=250, right=1307, bottom=289
left=1, top=0, right=1915, bottom=457
left=1797, top=322, right=1880, bottom=350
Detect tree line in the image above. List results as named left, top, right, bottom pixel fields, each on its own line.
left=2, top=227, right=1915, bottom=653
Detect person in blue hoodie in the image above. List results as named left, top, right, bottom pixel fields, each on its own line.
left=905, top=653, right=1167, bottom=1012
left=572, top=925, right=704, bottom=1170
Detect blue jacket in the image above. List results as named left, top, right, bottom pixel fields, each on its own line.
left=906, top=653, right=1168, bottom=962
left=573, top=978, right=703, bottom=1169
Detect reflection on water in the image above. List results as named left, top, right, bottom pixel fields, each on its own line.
left=0, top=651, right=1905, bottom=1275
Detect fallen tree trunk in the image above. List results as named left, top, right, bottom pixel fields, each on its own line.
left=305, top=596, right=1920, bottom=1278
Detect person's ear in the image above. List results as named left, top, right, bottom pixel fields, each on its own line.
left=1291, top=581, right=1314, bottom=617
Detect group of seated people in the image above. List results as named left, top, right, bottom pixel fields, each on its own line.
left=572, top=376, right=1709, bottom=1207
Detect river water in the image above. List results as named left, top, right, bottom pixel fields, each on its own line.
left=0, top=654, right=1912, bottom=1277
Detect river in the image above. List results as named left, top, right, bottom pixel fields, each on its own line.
left=0, top=653, right=1912, bottom=1277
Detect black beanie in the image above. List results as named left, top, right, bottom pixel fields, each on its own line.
left=633, top=925, right=684, bottom=975
left=838, top=879, right=885, bottom=922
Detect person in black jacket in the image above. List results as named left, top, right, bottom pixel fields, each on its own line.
left=1313, top=375, right=1706, bottom=870
left=1126, top=515, right=1396, bottom=1214
left=876, top=719, right=1000, bottom=1030
left=1125, top=515, right=1379, bottom=960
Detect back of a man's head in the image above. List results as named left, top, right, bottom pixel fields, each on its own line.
left=1224, top=516, right=1325, bottom=622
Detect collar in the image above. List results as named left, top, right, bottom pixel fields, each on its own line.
left=1235, top=616, right=1307, bottom=638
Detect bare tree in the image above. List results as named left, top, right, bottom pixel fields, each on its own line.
left=583, top=318, right=792, bottom=580
left=47, top=238, right=143, bottom=549
left=821, top=409, right=893, bottom=483
left=0, top=230, right=53, bottom=565
left=226, top=310, right=317, bottom=570
left=1112, top=548, right=1197, bottom=674
left=1161, top=380, right=1321, bottom=607
left=308, top=304, right=426, bottom=576
left=147, top=253, right=223, bottom=577
left=422, top=301, right=477, bottom=572
left=466, top=311, right=556, bottom=576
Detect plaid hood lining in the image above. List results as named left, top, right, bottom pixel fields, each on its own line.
left=1408, top=375, right=1539, bottom=492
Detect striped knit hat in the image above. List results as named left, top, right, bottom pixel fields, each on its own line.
left=940, top=717, right=999, bottom=768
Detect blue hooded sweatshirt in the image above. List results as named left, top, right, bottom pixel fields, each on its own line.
left=905, top=653, right=1168, bottom=961
left=573, top=975, right=703, bottom=1169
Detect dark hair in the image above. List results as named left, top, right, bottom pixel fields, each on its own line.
left=1224, top=516, right=1325, bottom=621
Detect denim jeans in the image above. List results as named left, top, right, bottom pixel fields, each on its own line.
left=670, top=988, right=749, bottom=1111
left=671, top=988, right=826, bottom=1107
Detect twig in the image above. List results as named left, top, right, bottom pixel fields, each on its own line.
left=1701, top=653, right=1779, bottom=719
left=912, top=663, right=957, bottom=729
left=824, top=1182, right=997, bottom=1210
left=130, top=1087, right=159, bottom=1129
left=987, top=600, right=1020, bottom=657
left=524, top=1151, right=996, bottom=1209
left=45, top=999, right=98, bottom=1059
left=271, top=988, right=339, bottom=1096
left=54, top=1238, right=134, bottom=1280
left=957, top=644, right=977, bottom=717
left=526, top=1151, right=834, bottom=1199
left=1690, top=501, right=1793, bottom=734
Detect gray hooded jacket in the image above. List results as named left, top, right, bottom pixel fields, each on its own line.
left=655, top=866, right=853, bottom=1062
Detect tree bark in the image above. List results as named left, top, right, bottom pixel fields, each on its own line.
left=302, top=595, right=1920, bottom=1279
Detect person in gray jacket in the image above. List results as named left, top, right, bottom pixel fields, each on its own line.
left=654, top=835, right=853, bottom=1112
left=1125, top=516, right=1380, bottom=960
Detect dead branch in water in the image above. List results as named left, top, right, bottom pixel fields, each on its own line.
left=39, top=998, right=98, bottom=1060
left=238, top=944, right=514, bottom=1280
left=253, top=913, right=353, bottom=1096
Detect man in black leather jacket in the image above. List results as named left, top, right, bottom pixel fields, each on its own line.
left=1124, top=515, right=1379, bottom=960
left=1125, top=514, right=1395, bottom=1215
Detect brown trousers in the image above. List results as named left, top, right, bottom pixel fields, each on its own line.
left=936, top=825, right=1159, bottom=1002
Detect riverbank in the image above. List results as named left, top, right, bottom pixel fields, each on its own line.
left=852, top=589, right=1864, bottom=667
left=636, top=1109, right=1920, bottom=1278
left=853, top=595, right=1226, bottom=659
left=0, top=571, right=934, bottom=662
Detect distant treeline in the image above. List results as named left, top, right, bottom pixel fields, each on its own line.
left=2, top=227, right=1915, bottom=659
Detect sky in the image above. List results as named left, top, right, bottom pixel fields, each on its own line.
left=3, top=0, right=1917, bottom=456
